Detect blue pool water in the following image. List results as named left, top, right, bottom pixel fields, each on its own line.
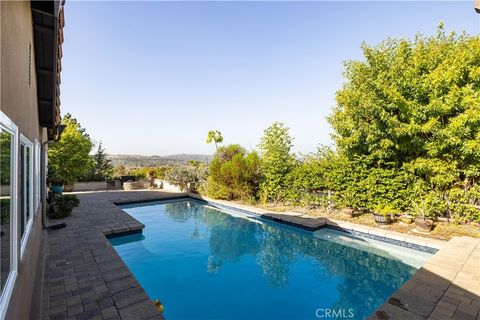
left=110, top=198, right=431, bottom=320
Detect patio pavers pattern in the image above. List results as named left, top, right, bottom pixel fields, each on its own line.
left=370, top=236, right=480, bottom=320
left=41, top=191, right=187, bottom=320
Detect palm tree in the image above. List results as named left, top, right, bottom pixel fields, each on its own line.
left=206, top=130, right=223, bottom=150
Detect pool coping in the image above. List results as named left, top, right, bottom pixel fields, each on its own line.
left=115, top=193, right=444, bottom=253
left=185, top=193, right=445, bottom=253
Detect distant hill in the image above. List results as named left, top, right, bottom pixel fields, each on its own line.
left=108, top=154, right=212, bottom=167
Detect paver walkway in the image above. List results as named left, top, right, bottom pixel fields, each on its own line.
left=42, top=190, right=187, bottom=320
left=370, top=236, right=480, bottom=320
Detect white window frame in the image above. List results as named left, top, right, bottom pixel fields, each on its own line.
left=0, top=111, right=18, bottom=320
left=34, top=140, right=41, bottom=213
left=19, top=134, right=33, bottom=259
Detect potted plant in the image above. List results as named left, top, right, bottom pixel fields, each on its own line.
left=400, top=213, right=413, bottom=224
left=373, top=205, right=398, bottom=225
left=339, top=191, right=357, bottom=218
left=411, top=199, right=434, bottom=232
left=51, top=194, right=79, bottom=219
left=47, top=167, right=64, bottom=194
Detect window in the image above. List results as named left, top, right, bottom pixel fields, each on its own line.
left=20, top=135, right=33, bottom=257
left=0, top=112, right=18, bottom=320
left=34, top=140, right=41, bottom=213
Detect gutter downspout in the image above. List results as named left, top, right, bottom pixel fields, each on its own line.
left=40, top=140, right=51, bottom=229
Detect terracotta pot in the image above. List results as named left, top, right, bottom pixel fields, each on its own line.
left=341, top=207, right=355, bottom=217
left=415, top=217, right=433, bottom=232
left=373, top=212, right=392, bottom=225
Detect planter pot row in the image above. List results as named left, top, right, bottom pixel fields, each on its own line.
left=372, top=212, right=433, bottom=231
left=340, top=206, right=434, bottom=232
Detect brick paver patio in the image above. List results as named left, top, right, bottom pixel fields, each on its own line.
left=370, top=236, right=480, bottom=320
left=41, top=190, right=479, bottom=320
left=42, top=190, right=187, bottom=320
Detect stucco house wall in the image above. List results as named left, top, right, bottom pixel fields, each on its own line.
left=1, top=1, right=52, bottom=319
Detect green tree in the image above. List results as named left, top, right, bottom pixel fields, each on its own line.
left=204, top=144, right=261, bottom=201
left=85, top=142, right=113, bottom=181
left=48, top=113, right=93, bottom=184
left=206, top=130, right=223, bottom=150
left=258, top=122, right=297, bottom=203
left=329, top=24, right=480, bottom=191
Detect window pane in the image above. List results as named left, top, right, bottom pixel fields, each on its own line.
left=0, top=129, right=12, bottom=292
left=26, top=147, right=31, bottom=221
left=20, top=145, right=25, bottom=237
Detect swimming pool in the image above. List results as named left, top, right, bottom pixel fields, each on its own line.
left=110, top=198, right=432, bottom=320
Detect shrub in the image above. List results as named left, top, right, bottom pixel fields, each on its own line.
left=164, top=165, right=201, bottom=191
left=446, top=185, right=480, bottom=223
left=374, top=204, right=401, bottom=218
left=204, top=144, right=261, bottom=201
left=51, top=194, right=79, bottom=219
left=410, top=199, right=435, bottom=220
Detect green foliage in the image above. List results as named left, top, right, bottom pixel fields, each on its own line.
left=83, top=142, right=113, bottom=181
left=258, top=122, right=297, bottom=203
left=48, top=114, right=93, bottom=184
left=300, top=152, right=417, bottom=211
left=446, top=185, right=480, bottom=223
left=198, top=25, right=480, bottom=223
left=164, top=163, right=207, bottom=191
left=325, top=24, right=480, bottom=222
left=51, top=194, right=79, bottom=218
left=0, top=131, right=12, bottom=185
left=113, top=166, right=169, bottom=180
left=329, top=24, right=480, bottom=191
left=204, top=144, right=261, bottom=200
left=206, top=130, right=223, bottom=150
left=374, top=205, right=400, bottom=218
left=338, top=191, right=357, bottom=208
left=410, top=198, right=435, bottom=220
left=0, top=199, right=10, bottom=223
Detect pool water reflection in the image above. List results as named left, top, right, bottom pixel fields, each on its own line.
left=110, top=199, right=431, bottom=320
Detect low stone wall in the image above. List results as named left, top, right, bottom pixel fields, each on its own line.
left=150, top=180, right=198, bottom=192
left=160, top=180, right=182, bottom=192
left=73, top=181, right=107, bottom=192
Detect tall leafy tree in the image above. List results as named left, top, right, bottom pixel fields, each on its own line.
left=329, top=24, right=480, bottom=191
left=258, top=122, right=297, bottom=202
left=48, top=113, right=93, bottom=183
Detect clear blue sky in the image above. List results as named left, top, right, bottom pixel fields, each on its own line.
left=61, top=1, right=479, bottom=156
